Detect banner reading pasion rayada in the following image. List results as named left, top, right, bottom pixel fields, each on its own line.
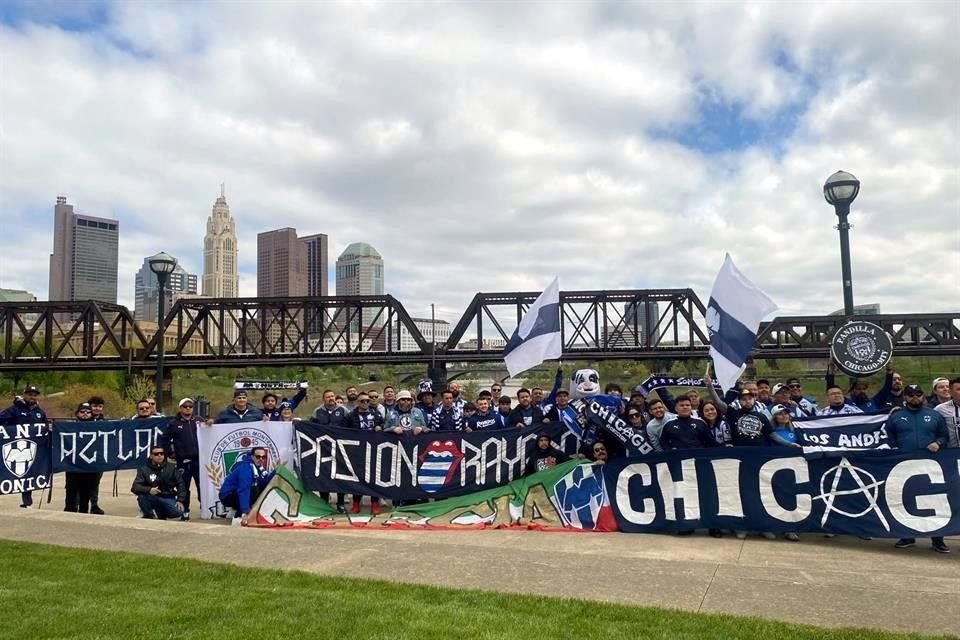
left=197, top=421, right=294, bottom=519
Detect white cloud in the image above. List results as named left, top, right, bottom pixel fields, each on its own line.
left=0, top=0, right=957, bottom=327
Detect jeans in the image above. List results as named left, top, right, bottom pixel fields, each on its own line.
left=138, top=495, right=183, bottom=520
left=176, top=460, right=201, bottom=511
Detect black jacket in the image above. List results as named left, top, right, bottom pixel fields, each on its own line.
left=348, top=408, right=383, bottom=431
left=311, top=405, right=349, bottom=427
left=659, top=416, right=716, bottom=450
left=159, top=414, right=201, bottom=461
left=725, top=407, right=773, bottom=446
left=131, top=460, right=186, bottom=500
left=507, top=405, right=543, bottom=428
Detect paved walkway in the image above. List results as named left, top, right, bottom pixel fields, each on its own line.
left=2, top=475, right=957, bottom=637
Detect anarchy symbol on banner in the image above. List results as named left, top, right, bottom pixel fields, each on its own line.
left=813, top=457, right=890, bottom=531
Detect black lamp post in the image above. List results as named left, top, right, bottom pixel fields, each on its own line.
left=148, top=251, right=178, bottom=413
left=823, top=170, right=861, bottom=316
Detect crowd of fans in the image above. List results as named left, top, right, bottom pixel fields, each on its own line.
left=2, top=363, right=957, bottom=550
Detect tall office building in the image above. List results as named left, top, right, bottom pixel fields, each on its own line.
left=201, top=186, right=239, bottom=299
left=301, top=233, right=329, bottom=297
left=335, top=242, right=384, bottom=295
left=257, top=228, right=307, bottom=297
left=134, top=256, right=198, bottom=321
left=48, top=196, right=119, bottom=303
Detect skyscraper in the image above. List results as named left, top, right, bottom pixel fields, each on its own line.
left=301, top=233, right=329, bottom=297
left=134, top=256, right=198, bottom=321
left=201, top=185, right=239, bottom=299
left=335, top=242, right=384, bottom=296
left=257, top=228, right=307, bottom=297
left=48, top=196, right=119, bottom=303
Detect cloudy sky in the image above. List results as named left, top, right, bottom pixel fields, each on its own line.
left=1, top=0, right=957, bottom=325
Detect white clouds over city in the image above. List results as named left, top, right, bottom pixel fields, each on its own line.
left=0, top=0, right=957, bottom=322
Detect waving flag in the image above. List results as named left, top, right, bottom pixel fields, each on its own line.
left=503, top=277, right=562, bottom=377
left=706, top=254, right=778, bottom=392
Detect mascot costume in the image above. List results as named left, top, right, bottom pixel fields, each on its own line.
left=566, top=368, right=652, bottom=457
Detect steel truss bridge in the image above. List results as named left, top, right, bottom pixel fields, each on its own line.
left=0, top=290, right=957, bottom=373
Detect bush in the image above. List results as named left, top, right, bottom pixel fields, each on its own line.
left=49, top=385, right=127, bottom=420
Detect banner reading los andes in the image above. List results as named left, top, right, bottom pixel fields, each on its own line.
left=794, top=412, right=890, bottom=454
left=197, top=421, right=294, bottom=519
left=295, top=422, right=577, bottom=502
left=53, top=418, right=166, bottom=472
left=606, top=448, right=960, bottom=538
left=249, top=460, right=618, bottom=531
left=0, top=423, right=52, bottom=496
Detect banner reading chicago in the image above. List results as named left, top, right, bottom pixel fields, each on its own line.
left=295, top=422, right=576, bottom=502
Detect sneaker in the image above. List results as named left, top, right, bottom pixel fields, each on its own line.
left=370, top=502, right=381, bottom=516
left=894, top=538, right=916, bottom=549
left=180, top=511, right=191, bottom=521
left=336, top=504, right=347, bottom=514
left=760, top=532, right=776, bottom=540
left=784, top=533, right=800, bottom=542
left=735, top=531, right=747, bottom=540
left=19, top=504, right=32, bottom=509
left=349, top=502, right=361, bottom=514
left=90, top=506, right=105, bottom=515
left=932, top=541, right=951, bottom=554
left=708, top=528, right=723, bottom=538
left=823, top=533, right=837, bottom=538
left=858, top=536, right=873, bottom=541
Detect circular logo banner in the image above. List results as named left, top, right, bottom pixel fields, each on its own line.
left=830, top=320, right=893, bottom=377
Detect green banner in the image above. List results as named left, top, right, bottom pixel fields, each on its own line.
left=248, top=460, right=617, bottom=531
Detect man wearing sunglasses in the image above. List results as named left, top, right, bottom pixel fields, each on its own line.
left=218, top=447, right=276, bottom=526
left=889, top=384, right=951, bottom=553
left=785, top=378, right=818, bottom=416
left=131, top=446, right=187, bottom=520
left=159, top=398, right=203, bottom=520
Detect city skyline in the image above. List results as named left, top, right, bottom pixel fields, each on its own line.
left=133, top=256, right=198, bottom=322
left=48, top=196, right=119, bottom=305
left=1, top=3, right=956, bottom=322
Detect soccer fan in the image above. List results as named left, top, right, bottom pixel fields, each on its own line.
left=311, top=390, right=349, bottom=427
left=133, top=399, right=156, bottom=420
left=699, top=400, right=731, bottom=446
left=0, top=385, right=48, bottom=508
left=261, top=383, right=307, bottom=421
left=218, top=447, right=276, bottom=526
left=430, top=390, right=464, bottom=431
left=490, top=383, right=503, bottom=407
left=544, top=390, right=579, bottom=434
left=64, top=402, right=101, bottom=514
left=415, top=389, right=436, bottom=415
left=786, top=378, right=818, bottom=416
left=448, top=381, right=466, bottom=409
left=928, top=377, right=951, bottom=409
left=933, top=377, right=960, bottom=448
left=495, top=396, right=513, bottom=428
left=890, top=385, right=951, bottom=553
left=725, top=389, right=774, bottom=447
left=213, top=390, right=264, bottom=423
left=467, top=397, right=499, bottom=431
left=524, top=433, right=570, bottom=475
left=644, top=398, right=676, bottom=452
left=817, top=386, right=864, bottom=416
left=159, top=398, right=203, bottom=520
left=507, top=388, right=545, bottom=428
left=381, top=385, right=398, bottom=418
left=659, top=397, right=715, bottom=450
left=386, top=390, right=427, bottom=434
left=348, top=392, right=384, bottom=514
left=131, top=446, right=187, bottom=521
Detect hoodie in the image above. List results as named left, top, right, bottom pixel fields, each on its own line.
left=218, top=454, right=275, bottom=514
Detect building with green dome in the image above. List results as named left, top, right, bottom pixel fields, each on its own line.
left=335, top=242, right=384, bottom=296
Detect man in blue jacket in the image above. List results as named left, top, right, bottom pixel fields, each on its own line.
left=0, top=385, right=49, bottom=508
left=212, top=389, right=264, bottom=423
left=159, top=398, right=203, bottom=520
left=889, top=384, right=951, bottom=553
left=218, top=447, right=275, bottom=525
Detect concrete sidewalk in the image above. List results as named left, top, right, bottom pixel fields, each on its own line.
left=2, top=481, right=958, bottom=637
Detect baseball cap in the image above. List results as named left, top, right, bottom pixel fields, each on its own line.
left=233, top=389, right=248, bottom=398
left=23, top=385, right=40, bottom=394
left=904, top=384, right=924, bottom=396
left=786, top=378, right=801, bottom=386
left=740, top=388, right=755, bottom=397
left=772, top=383, right=788, bottom=395
left=770, top=404, right=789, bottom=416
left=932, top=377, right=949, bottom=388
left=76, top=402, right=92, bottom=412
left=178, top=398, right=194, bottom=407
left=396, top=390, right=413, bottom=400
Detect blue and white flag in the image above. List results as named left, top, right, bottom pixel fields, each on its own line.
left=503, top=277, right=562, bottom=378
left=706, top=254, right=778, bottom=392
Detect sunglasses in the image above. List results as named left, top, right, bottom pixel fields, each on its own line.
left=904, top=391, right=923, bottom=397
left=628, top=412, right=641, bottom=418
left=150, top=451, right=165, bottom=456
left=253, top=454, right=267, bottom=460
left=491, top=388, right=501, bottom=392
left=78, top=409, right=91, bottom=413
left=138, top=406, right=151, bottom=411
left=788, top=384, right=802, bottom=389
left=181, top=404, right=194, bottom=408
left=358, top=398, right=370, bottom=402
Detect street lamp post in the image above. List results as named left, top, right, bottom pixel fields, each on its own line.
left=823, top=170, right=861, bottom=316
left=148, top=251, right=178, bottom=413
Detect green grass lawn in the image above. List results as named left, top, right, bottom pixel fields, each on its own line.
left=0, top=540, right=947, bottom=640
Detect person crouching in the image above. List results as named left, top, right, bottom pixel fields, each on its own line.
left=131, top=446, right=187, bottom=520
left=218, top=447, right=276, bottom=526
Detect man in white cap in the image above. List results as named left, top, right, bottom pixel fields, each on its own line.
left=385, top=390, right=427, bottom=435
left=929, top=377, right=951, bottom=409
left=159, top=397, right=203, bottom=520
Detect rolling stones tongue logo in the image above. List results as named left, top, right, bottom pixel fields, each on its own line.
left=417, top=440, right=464, bottom=493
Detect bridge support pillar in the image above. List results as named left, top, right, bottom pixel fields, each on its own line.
left=428, top=360, right=447, bottom=393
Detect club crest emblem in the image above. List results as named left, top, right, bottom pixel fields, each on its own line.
left=2, top=439, right=37, bottom=478
left=830, top=321, right=893, bottom=377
